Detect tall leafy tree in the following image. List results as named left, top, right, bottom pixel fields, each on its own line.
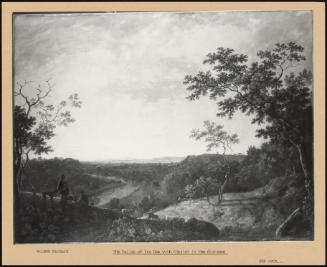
left=184, top=42, right=313, bottom=222
left=14, top=80, right=82, bottom=196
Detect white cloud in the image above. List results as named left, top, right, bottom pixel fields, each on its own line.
left=14, top=11, right=312, bottom=160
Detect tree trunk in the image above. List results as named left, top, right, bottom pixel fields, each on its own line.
left=218, top=174, right=228, bottom=202
left=276, top=142, right=314, bottom=238
left=14, top=138, right=23, bottom=209
left=296, top=143, right=313, bottom=202
left=288, top=138, right=313, bottom=200
left=275, top=208, right=301, bottom=238
left=14, top=138, right=22, bottom=193
left=14, top=165, right=22, bottom=194
left=14, top=178, right=20, bottom=210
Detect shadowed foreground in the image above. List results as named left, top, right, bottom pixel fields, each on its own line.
left=15, top=175, right=311, bottom=243
left=14, top=192, right=220, bottom=243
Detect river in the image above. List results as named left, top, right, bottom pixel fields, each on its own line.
left=87, top=173, right=139, bottom=207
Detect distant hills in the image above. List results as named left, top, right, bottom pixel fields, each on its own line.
left=85, top=154, right=247, bottom=164
left=87, top=156, right=186, bottom=164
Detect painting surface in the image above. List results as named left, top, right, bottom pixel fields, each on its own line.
left=13, top=11, right=314, bottom=244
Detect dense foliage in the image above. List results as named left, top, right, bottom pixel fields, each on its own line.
left=161, top=154, right=242, bottom=203
left=22, top=158, right=175, bottom=193
left=184, top=41, right=313, bottom=227
left=159, top=142, right=304, bottom=204
left=100, top=217, right=220, bottom=242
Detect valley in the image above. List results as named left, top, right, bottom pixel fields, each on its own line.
left=17, top=152, right=310, bottom=243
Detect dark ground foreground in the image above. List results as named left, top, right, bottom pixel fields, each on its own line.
left=14, top=189, right=312, bottom=243
left=15, top=193, right=221, bottom=243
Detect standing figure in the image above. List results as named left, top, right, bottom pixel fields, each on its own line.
left=57, top=174, right=70, bottom=204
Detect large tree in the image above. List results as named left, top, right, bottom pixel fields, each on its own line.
left=184, top=42, right=313, bottom=222
left=14, top=80, right=82, bottom=197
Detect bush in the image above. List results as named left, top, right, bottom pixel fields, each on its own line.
left=139, top=196, right=152, bottom=212
left=98, top=216, right=220, bottom=242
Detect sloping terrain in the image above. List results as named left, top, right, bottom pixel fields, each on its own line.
left=15, top=192, right=220, bottom=243
left=155, top=176, right=304, bottom=240
left=18, top=155, right=310, bottom=242
left=16, top=173, right=308, bottom=242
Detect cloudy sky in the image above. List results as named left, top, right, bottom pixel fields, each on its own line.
left=14, top=11, right=312, bottom=161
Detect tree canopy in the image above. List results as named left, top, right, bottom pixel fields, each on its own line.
left=184, top=41, right=313, bottom=224
left=184, top=43, right=312, bottom=176
left=14, top=80, right=82, bottom=193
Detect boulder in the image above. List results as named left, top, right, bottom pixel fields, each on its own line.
left=186, top=217, right=220, bottom=237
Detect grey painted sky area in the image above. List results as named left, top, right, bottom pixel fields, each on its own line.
left=14, top=11, right=312, bottom=161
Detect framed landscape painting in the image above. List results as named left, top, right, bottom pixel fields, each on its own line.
left=2, top=2, right=325, bottom=266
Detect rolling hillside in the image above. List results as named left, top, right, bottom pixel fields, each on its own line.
left=154, top=175, right=308, bottom=240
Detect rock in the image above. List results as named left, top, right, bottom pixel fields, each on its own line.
left=186, top=217, right=220, bottom=237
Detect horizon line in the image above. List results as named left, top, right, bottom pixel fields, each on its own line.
left=30, top=152, right=247, bottom=162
